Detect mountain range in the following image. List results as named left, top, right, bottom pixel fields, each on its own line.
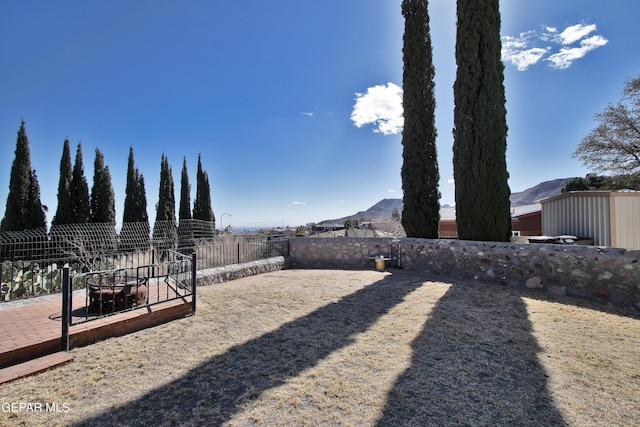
left=320, top=178, right=569, bottom=224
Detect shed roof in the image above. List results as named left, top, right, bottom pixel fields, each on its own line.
left=439, top=203, right=541, bottom=221
left=540, top=190, right=640, bottom=204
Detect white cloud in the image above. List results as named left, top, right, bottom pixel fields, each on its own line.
left=351, top=82, right=404, bottom=135
left=387, top=189, right=396, bottom=193
left=502, top=22, right=607, bottom=71
left=502, top=38, right=549, bottom=71
left=301, top=111, right=314, bottom=117
left=502, top=31, right=549, bottom=70
left=556, top=23, right=597, bottom=45
left=546, top=35, right=608, bottom=69
left=292, top=201, right=306, bottom=205
left=447, top=178, right=455, bottom=184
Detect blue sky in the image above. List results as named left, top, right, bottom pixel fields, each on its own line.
left=1, top=1, right=638, bottom=229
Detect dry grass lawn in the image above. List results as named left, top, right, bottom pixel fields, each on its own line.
left=1, top=269, right=639, bottom=426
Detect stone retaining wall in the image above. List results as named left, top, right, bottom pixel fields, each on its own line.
left=288, top=237, right=640, bottom=309
left=196, top=256, right=290, bottom=286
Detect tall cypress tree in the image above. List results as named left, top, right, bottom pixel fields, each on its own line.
left=136, top=173, right=148, bottom=226
left=71, top=143, right=90, bottom=224
left=153, top=154, right=177, bottom=247
left=400, top=0, right=440, bottom=238
left=178, top=157, right=193, bottom=246
left=193, top=154, right=215, bottom=235
left=90, top=149, right=116, bottom=224
left=1, top=120, right=45, bottom=231
left=179, top=157, right=192, bottom=222
left=52, top=139, right=74, bottom=225
left=453, top=0, right=511, bottom=241
left=123, top=147, right=145, bottom=223
left=86, top=148, right=117, bottom=255
left=26, top=169, right=47, bottom=229
left=154, top=154, right=176, bottom=223
left=121, top=147, right=149, bottom=250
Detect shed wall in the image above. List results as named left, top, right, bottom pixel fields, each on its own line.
left=541, top=193, right=611, bottom=246
left=611, top=193, right=640, bottom=250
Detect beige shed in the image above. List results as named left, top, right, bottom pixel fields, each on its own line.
left=540, top=190, right=640, bottom=249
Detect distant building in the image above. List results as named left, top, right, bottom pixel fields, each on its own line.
left=510, top=205, right=542, bottom=237
left=312, top=223, right=346, bottom=233
left=540, top=190, right=640, bottom=249
left=437, top=204, right=542, bottom=238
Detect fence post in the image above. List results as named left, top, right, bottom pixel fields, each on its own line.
left=151, top=249, right=156, bottom=278
left=237, top=242, right=240, bottom=264
left=191, top=252, right=197, bottom=315
left=61, top=265, right=71, bottom=352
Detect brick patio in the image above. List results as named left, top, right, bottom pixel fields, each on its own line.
left=0, top=280, right=192, bottom=385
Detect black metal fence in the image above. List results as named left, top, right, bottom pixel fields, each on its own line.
left=1, top=221, right=289, bottom=302
left=193, top=237, right=289, bottom=270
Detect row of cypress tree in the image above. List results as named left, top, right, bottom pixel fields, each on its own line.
left=0, top=121, right=47, bottom=232
left=0, top=120, right=216, bottom=235
left=400, top=0, right=511, bottom=242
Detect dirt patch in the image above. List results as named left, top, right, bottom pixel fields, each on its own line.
left=0, top=269, right=638, bottom=426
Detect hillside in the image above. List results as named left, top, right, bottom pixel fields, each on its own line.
left=319, top=178, right=569, bottom=224
left=509, top=178, right=569, bottom=206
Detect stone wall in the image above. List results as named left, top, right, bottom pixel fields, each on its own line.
left=196, top=256, right=290, bottom=286
left=288, top=237, right=640, bottom=309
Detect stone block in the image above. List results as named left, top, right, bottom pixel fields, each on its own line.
left=526, top=277, right=543, bottom=288
left=547, top=285, right=566, bottom=296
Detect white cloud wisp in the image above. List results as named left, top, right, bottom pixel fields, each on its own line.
left=502, top=22, right=608, bottom=71
left=546, top=35, right=609, bottom=69
left=351, top=82, right=404, bottom=135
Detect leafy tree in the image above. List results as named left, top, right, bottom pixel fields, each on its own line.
left=345, top=219, right=359, bottom=229
left=90, top=149, right=116, bottom=224
left=606, top=173, right=640, bottom=190
left=153, top=154, right=177, bottom=248
left=193, top=154, right=215, bottom=236
left=400, top=0, right=441, bottom=238
left=562, top=173, right=640, bottom=192
left=71, top=143, right=91, bottom=224
left=1, top=120, right=46, bottom=231
left=452, top=0, right=511, bottom=242
left=52, top=139, right=74, bottom=225
left=391, top=207, right=401, bottom=222
left=573, top=75, right=640, bottom=174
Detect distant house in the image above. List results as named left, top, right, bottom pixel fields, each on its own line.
left=313, top=223, right=346, bottom=233
left=439, top=206, right=458, bottom=238
left=510, top=205, right=542, bottom=237
left=540, top=190, right=640, bottom=249
left=438, top=204, right=542, bottom=238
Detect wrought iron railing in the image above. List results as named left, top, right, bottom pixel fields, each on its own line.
left=67, top=250, right=195, bottom=325
left=60, top=250, right=197, bottom=350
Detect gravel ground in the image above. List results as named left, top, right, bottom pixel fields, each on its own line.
left=0, top=268, right=638, bottom=426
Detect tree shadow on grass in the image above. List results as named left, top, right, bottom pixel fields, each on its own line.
left=377, top=279, right=568, bottom=426
left=72, top=272, right=425, bottom=426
